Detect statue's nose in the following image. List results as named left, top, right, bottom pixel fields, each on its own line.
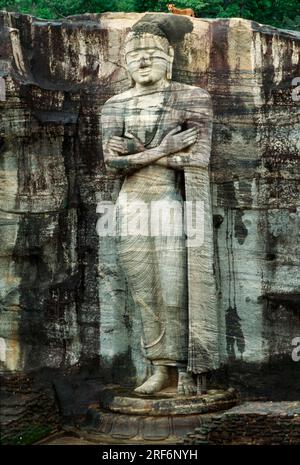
left=139, top=56, right=150, bottom=67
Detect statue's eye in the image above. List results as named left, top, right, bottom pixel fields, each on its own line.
left=128, top=52, right=139, bottom=59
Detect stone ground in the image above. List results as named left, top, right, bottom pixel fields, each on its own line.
left=36, top=429, right=173, bottom=445
left=183, top=401, right=300, bottom=445
left=35, top=401, right=300, bottom=445
left=36, top=433, right=98, bottom=445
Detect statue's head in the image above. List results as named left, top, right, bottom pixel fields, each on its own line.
left=125, top=31, right=173, bottom=86
left=124, top=14, right=193, bottom=87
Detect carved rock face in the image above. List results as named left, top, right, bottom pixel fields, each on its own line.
left=0, top=12, right=299, bottom=401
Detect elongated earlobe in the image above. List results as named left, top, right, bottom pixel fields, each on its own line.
left=129, top=74, right=135, bottom=87
left=125, top=65, right=135, bottom=87
left=167, top=46, right=174, bottom=80
left=166, top=62, right=172, bottom=80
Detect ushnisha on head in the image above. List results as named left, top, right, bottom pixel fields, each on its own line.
left=124, top=14, right=193, bottom=86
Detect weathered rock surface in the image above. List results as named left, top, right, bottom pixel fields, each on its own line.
left=183, top=401, right=300, bottom=445
left=0, top=372, right=60, bottom=444
left=0, top=12, right=300, bottom=442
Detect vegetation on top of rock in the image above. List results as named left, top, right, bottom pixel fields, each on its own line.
left=0, top=0, right=299, bottom=31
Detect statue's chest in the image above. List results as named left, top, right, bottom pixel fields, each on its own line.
left=124, top=93, right=178, bottom=146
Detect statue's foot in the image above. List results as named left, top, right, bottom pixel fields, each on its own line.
left=134, top=366, right=170, bottom=395
left=177, top=370, right=197, bottom=396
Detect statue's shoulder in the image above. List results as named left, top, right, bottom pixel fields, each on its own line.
left=102, top=89, right=133, bottom=108
left=171, top=81, right=212, bottom=102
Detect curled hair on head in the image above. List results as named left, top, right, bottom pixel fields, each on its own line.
left=131, top=13, right=193, bottom=45
left=131, top=22, right=167, bottom=40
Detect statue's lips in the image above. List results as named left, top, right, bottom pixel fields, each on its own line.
left=138, top=67, right=152, bottom=76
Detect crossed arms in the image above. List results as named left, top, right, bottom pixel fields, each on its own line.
left=101, top=89, right=213, bottom=174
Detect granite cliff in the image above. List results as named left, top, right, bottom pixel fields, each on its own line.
left=0, top=11, right=299, bottom=443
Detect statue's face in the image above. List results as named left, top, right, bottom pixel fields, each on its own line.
left=125, top=34, right=173, bottom=86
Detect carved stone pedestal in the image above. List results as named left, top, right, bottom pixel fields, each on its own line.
left=85, top=385, right=238, bottom=443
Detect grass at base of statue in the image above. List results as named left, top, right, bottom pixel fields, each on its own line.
left=0, top=424, right=54, bottom=445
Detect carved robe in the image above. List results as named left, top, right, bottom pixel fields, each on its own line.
left=101, top=80, right=219, bottom=374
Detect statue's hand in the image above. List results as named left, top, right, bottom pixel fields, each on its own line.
left=107, top=134, right=145, bottom=155
left=159, top=125, right=198, bottom=156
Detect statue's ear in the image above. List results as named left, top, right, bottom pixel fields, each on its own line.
left=125, top=57, right=135, bottom=87
left=124, top=55, right=130, bottom=71
left=167, top=46, right=174, bottom=80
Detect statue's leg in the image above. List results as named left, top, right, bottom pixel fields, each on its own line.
left=117, top=189, right=188, bottom=394
left=117, top=234, right=170, bottom=393
left=152, top=226, right=188, bottom=365
left=138, top=195, right=189, bottom=396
